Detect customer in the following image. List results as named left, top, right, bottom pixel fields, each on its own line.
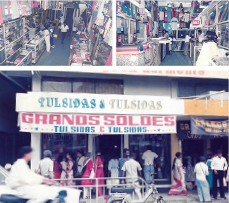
left=196, top=31, right=219, bottom=66
left=142, top=145, right=158, bottom=191
left=61, top=21, right=69, bottom=47
left=118, top=148, right=130, bottom=179
left=94, top=151, right=105, bottom=199
left=108, top=154, right=119, bottom=188
left=44, top=25, right=51, bottom=53
left=206, top=153, right=214, bottom=195
left=194, top=156, right=211, bottom=202
left=81, top=152, right=93, bottom=199
left=197, top=30, right=205, bottom=46
left=121, top=153, right=142, bottom=200
left=211, top=150, right=228, bottom=200
left=65, top=152, right=75, bottom=186
left=168, top=152, right=190, bottom=196
left=184, top=33, right=191, bottom=56
left=53, top=154, right=63, bottom=180
left=7, top=146, right=81, bottom=203
left=60, top=157, right=67, bottom=185
left=35, top=150, right=53, bottom=179
left=48, top=22, right=55, bottom=48
left=75, top=150, right=85, bottom=185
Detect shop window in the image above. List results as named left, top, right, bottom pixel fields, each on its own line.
left=218, top=1, right=229, bottom=23
left=42, top=133, right=88, bottom=160
left=95, top=82, right=123, bottom=94
left=219, top=23, right=229, bottom=49
left=129, top=134, right=171, bottom=180
left=42, top=80, right=72, bottom=92
left=73, top=81, right=95, bottom=93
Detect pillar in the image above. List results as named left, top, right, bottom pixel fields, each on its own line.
left=31, top=73, right=42, bottom=171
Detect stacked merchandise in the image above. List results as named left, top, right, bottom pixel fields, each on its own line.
left=69, top=33, right=92, bottom=66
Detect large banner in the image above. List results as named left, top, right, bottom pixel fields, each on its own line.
left=190, top=117, right=229, bottom=137
left=16, top=92, right=184, bottom=115
left=18, top=113, right=176, bottom=134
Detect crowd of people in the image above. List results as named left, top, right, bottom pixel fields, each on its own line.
left=169, top=150, right=228, bottom=202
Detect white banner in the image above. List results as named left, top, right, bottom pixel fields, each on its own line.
left=16, top=92, right=184, bottom=115
left=19, top=113, right=176, bottom=134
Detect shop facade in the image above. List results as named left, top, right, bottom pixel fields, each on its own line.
left=14, top=71, right=228, bottom=187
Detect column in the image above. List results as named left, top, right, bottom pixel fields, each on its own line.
left=31, top=73, right=42, bottom=171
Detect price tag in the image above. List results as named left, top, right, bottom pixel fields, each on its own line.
left=130, top=53, right=136, bottom=61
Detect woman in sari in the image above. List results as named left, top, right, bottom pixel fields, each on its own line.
left=53, top=155, right=63, bottom=180
left=94, top=151, right=105, bottom=199
left=168, top=152, right=190, bottom=196
left=65, top=152, right=75, bottom=186
left=81, top=152, right=93, bottom=199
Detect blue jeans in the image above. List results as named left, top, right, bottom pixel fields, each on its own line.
left=196, top=179, right=211, bottom=202
left=144, top=165, right=154, bottom=191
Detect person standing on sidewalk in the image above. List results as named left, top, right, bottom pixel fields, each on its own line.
left=118, top=149, right=130, bottom=180
left=121, top=153, right=142, bottom=200
left=142, top=145, right=159, bottom=191
left=206, top=153, right=214, bottom=195
left=61, top=21, right=69, bottom=47
left=168, top=152, right=190, bottom=196
left=211, top=150, right=228, bottom=200
left=194, top=156, right=211, bottom=202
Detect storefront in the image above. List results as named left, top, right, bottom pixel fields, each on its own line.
left=116, top=0, right=229, bottom=66
left=16, top=91, right=185, bottom=185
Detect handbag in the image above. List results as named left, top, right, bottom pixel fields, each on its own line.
left=89, top=168, right=95, bottom=179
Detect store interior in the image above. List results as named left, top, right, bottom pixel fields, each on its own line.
left=116, top=0, right=229, bottom=66
left=0, top=0, right=112, bottom=66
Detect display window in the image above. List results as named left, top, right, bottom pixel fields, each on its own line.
left=219, top=23, right=229, bottom=48
left=218, top=1, right=229, bottom=23
left=129, top=134, right=171, bottom=180
left=42, top=133, right=88, bottom=160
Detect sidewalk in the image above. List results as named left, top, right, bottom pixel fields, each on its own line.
left=160, top=190, right=229, bottom=203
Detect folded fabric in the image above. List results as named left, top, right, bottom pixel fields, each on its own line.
left=116, top=50, right=141, bottom=55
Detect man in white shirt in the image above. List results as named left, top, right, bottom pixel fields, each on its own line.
left=197, top=30, right=205, bottom=46
left=61, top=21, right=69, bottom=47
left=211, top=150, right=228, bottom=200
left=35, top=150, right=53, bottom=179
left=184, top=33, right=191, bottom=56
left=122, top=153, right=142, bottom=200
left=142, top=145, right=158, bottom=191
left=194, top=156, right=211, bottom=202
left=7, top=146, right=81, bottom=203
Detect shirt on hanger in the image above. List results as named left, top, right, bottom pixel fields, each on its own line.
left=171, top=17, right=178, bottom=30
left=159, top=11, right=164, bottom=20
left=184, top=13, right=190, bottom=22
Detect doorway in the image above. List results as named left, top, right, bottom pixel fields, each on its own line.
left=94, top=135, right=122, bottom=177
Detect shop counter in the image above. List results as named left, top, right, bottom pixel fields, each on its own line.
left=25, top=32, right=45, bottom=64
left=1, top=48, right=32, bottom=66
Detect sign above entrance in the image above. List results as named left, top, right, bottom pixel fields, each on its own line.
left=190, top=117, right=229, bottom=137
left=18, top=113, right=176, bottom=134
left=16, top=92, right=184, bottom=115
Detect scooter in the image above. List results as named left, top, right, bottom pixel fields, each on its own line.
left=106, top=177, right=166, bottom=203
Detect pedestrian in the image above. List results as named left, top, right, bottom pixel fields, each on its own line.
left=184, top=32, right=191, bottom=56
left=206, top=153, right=214, bottom=195
left=81, top=152, right=93, bottom=199
left=118, top=148, right=130, bottom=180
left=142, top=145, right=159, bottom=191
left=121, top=153, right=142, bottom=200
left=35, top=150, right=53, bottom=179
left=44, top=25, right=51, bottom=53
left=61, top=21, right=69, bottom=47
left=94, top=151, right=105, bottom=199
left=7, top=146, right=81, bottom=203
left=197, top=30, right=205, bottom=46
left=75, top=150, right=85, bottom=185
left=168, top=152, right=190, bottom=196
left=194, top=156, right=211, bottom=202
left=48, top=22, right=55, bottom=48
left=211, top=150, right=228, bottom=200
left=53, top=154, right=63, bottom=180
left=65, top=152, right=75, bottom=186
left=107, top=154, right=119, bottom=189
left=60, top=157, right=67, bottom=185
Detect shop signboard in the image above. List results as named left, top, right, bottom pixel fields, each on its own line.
left=18, top=113, right=176, bottom=134
left=16, top=92, right=184, bottom=115
left=190, top=117, right=229, bottom=137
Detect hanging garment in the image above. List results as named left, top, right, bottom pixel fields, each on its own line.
left=159, top=11, right=164, bottom=20
left=164, top=11, right=168, bottom=22
left=171, top=8, right=177, bottom=18
left=153, top=21, right=158, bottom=36
left=171, top=17, right=178, bottom=30
left=167, top=6, right=171, bottom=23
left=153, top=3, right=157, bottom=21
left=146, top=16, right=150, bottom=36
left=124, top=19, right=128, bottom=35
left=104, top=18, right=112, bottom=38
left=11, top=0, right=19, bottom=19
left=164, top=23, right=172, bottom=34
left=184, top=13, right=190, bottom=22
left=95, top=1, right=105, bottom=26
left=0, top=5, right=3, bottom=25
left=117, top=17, right=121, bottom=33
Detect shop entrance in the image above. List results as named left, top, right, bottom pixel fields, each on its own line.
left=94, top=135, right=122, bottom=177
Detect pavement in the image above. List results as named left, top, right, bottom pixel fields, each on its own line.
left=160, top=190, right=229, bottom=203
